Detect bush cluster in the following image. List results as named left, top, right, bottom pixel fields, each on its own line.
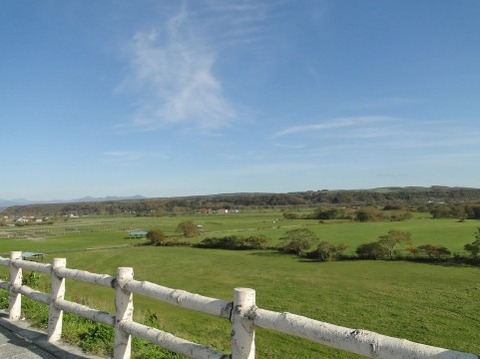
left=277, top=227, right=480, bottom=265
left=430, top=203, right=480, bottom=220
left=278, top=228, right=348, bottom=261
left=145, top=221, right=480, bottom=266
left=284, top=206, right=413, bottom=223
left=197, top=235, right=267, bottom=250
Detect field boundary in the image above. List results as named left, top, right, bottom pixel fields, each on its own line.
left=0, top=251, right=477, bottom=359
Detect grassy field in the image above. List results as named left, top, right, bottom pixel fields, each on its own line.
left=1, top=210, right=479, bottom=254
left=0, top=212, right=479, bottom=357
left=9, top=247, right=479, bottom=358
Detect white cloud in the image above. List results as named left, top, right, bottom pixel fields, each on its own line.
left=119, top=7, right=236, bottom=132
left=354, top=97, right=426, bottom=109
left=199, top=0, right=273, bottom=45
left=273, top=116, right=391, bottom=138
left=103, top=151, right=169, bottom=165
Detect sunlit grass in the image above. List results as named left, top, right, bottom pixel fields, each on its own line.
left=0, top=212, right=479, bottom=357
left=20, top=247, right=476, bottom=357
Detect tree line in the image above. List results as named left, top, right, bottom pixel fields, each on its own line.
left=144, top=221, right=480, bottom=266
left=277, top=227, right=480, bottom=265
left=4, top=186, right=480, bottom=217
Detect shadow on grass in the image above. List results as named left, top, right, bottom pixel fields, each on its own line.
left=298, top=256, right=480, bottom=268
left=405, top=257, right=480, bottom=268
left=248, top=250, right=288, bottom=257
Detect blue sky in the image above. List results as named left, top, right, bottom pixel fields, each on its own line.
left=1, top=1, right=479, bottom=201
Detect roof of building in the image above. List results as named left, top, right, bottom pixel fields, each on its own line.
left=21, top=252, right=44, bottom=259
left=128, top=230, right=148, bottom=237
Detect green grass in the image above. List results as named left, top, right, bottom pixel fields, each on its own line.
left=0, top=212, right=479, bottom=357
left=2, top=212, right=478, bottom=253
left=306, top=218, right=479, bottom=253
left=8, top=246, right=476, bottom=358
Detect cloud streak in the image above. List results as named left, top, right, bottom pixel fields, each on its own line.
left=273, top=116, right=391, bottom=138
left=197, top=0, right=275, bottom=46
left=119, top=7, right=236, bottom=132
left=103, top=151, right=169, bottom=165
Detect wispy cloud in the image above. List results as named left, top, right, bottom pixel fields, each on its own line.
left=273, top=116, right=391, bottom=138
left=377, top=172, right=408, bottom=178
left=118, top=6, right=236, bottom=132
left=197, top=0, right=280, bottom=46
left=355, top=97, right=426, bottom=109
left=103, top=151, right=169, bottom=165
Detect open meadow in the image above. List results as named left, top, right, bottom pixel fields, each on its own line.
left=1, top=210, right=479, bottom=254
left=0, top=211, right=479, bottom=357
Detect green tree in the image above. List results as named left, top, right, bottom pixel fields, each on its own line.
left=355, top=207, right=382, bottom=222
left=309, top=241, right=348, bottom=261
left=417, top=244, right=451, bottom=259
left=378, top=229, right=412, bottom=259
left=244, top=235, right=268, bottom=249
left=430, top=205, right=452, bottom=219
left=146, top=230, right=166, bottom=246
left=198, top=235, right=267, bottom=250
left=176, top=221, right=200, bottom=237
left=389, top=211, right=413, bottom=222
left=464, top=227, right=480, bottom=258
left=279, top=228, right=319, bottom=256
left=356, top=241, right=389, bottom=260
left=312, top=207, right=346, bottom=220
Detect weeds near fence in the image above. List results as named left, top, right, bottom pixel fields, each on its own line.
left=0, top=288, right=184, bottom=359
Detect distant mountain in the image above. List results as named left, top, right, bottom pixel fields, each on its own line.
left=71, top=195, right=146, bottom=203
left=3, top=186, right=480, bottom=217
left=0, top=198, right=32, bottom=210
left=0, top=195, right=145, bottom=211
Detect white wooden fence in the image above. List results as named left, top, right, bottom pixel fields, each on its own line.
left=0, top=251, right=477, bottom=359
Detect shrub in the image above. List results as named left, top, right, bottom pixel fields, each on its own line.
left=406, top=246, right=419, bottom=256
left=354, top=207, right=383, bottom=222
left=283, top=212, right=300, bottom=219
left=464, top=240, right=480, bottom=259
left=244, top=235, right=268, bottom=249
left=308, top=242, right=348, bottom=261
left=79, top=321, right=114, bottom=355
left=278, top=228, right=319, bottom=256
left=383, top=203, right=405, bottom=210
left=23, top=271, right=40, bottom=286
left=175, top=221, right=200, bottom=237
left=279, top=239, right=311, bottom=255
left=377, top=229, right=412, bottom=259
left=389, top=211, right=412, bottom=221
left=417, top=244, right=451, bottom=259
left=464, top=228, right=480, bottom=259
left=199, top=236, right=240, bottom=249
left=198, top=235, right=267, bottom=250
left=146, top=230, right=167, bottom=246
left=356, top=241, right=389, bottom=260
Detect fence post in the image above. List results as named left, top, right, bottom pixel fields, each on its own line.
left=114, top=267, right=134, bottom=359
left=8, top=251, right=22, bottom=320
left=49, top=257, right=66, bottom=342
left=231, top=288, right=256, bottom=359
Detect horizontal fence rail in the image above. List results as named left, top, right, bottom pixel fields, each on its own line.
left=0, top=251, right=477, bottom=359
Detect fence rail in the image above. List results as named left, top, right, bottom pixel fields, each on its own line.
left=0, top=251, right=477, bottom=359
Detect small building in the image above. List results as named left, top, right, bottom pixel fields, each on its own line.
left=128, top=230, right=148, bottom=239
left=21, top=252, right=45, bottom=261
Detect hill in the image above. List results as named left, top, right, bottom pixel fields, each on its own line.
left=2, top=186, right=480, bottom=217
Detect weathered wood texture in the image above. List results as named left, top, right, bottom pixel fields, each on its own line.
left=124, top=279, right=232, bottom=318
left=121, top=320, right=226, bottom=359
